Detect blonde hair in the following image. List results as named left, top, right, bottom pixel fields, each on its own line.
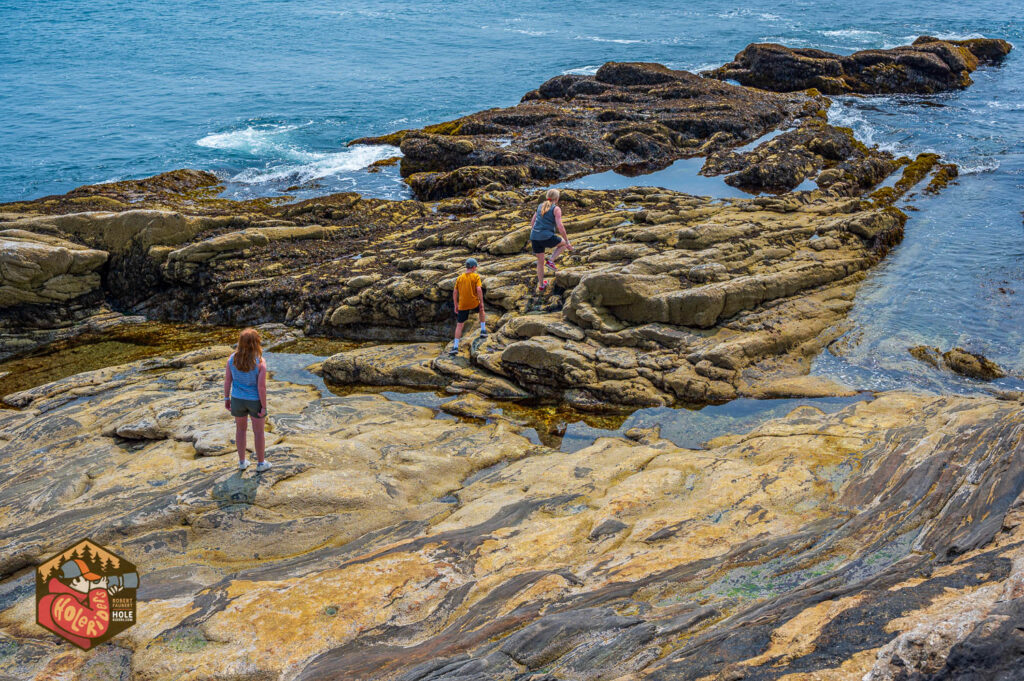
left=234, top=328, right=262, bottom=372
left=540, top=188, right=560, bottom=215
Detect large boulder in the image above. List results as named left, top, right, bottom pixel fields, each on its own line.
left=0, top=229, right=107, bottom=306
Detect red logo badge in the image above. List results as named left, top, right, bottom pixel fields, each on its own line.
left=35, top=539, right=139, bottom=649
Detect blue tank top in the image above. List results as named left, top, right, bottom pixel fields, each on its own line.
left=229, top=354, right=261, bottom=401
left=530, top=203, right=557, bottom=240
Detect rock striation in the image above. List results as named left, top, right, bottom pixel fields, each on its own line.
left=707, top=36, right=1013, bottom=94
left=1, top=356, right=1023, bottom=679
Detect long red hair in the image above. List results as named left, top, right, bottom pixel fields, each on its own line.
left=234, top=328, right=262, bottom=372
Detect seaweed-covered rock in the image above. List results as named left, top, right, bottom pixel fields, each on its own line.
left=910, top=345, right=1007, bottom=380
left=352, top=61, right=811, bottom=199
left=707, top=36, right=1013, bottom=94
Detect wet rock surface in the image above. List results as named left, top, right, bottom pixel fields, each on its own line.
left=707, top=36, right=1013, bottom=95
left=1, top=356, right=1023, bottom=679
left=909, top=345, right=1008, bottom=381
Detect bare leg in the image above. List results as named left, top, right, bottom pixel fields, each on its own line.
left=550, top=238, right=568, bottom=262
left=234, top=416, right=248, bottom=463
left=536, top=253, right=546, bottom=288
left=454, top=321, right=465, bottom=340
left=251, top=416, right=265, bottom=464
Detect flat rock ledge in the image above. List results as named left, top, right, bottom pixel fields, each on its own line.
left=1, top=353, right=1023, bottom=680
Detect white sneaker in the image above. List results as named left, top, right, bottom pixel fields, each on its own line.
left=238, top=459, right=249, bottom=471
left=256, top=461, right=272, bottom=473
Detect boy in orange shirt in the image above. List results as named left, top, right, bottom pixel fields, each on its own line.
left=451, top=257, right=487, bottom=356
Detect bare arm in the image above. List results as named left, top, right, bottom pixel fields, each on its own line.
left=224, top=359, right=232, bottom=409
left=476, top=285, right=485, bottom=311
left=530, top=211, right=537, bottom=228
left=453, top=286, right=459, bottom=310
left=555, top=207, right=571, bottom=247
left=257, top=360, right=268, bottom=417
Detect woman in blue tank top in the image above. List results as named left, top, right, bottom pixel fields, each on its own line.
left=224, top=328, right=270, bottom=472
left=529, top=188, right=572, bottom=292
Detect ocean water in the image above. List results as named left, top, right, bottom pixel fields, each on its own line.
left=1, top=1, right=1022, bottom=390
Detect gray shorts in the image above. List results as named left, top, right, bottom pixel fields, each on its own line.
left=230, top=397, right=265, bottom=418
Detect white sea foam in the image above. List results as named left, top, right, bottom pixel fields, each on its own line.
left=827, top=100, right=902, bottom=154
left=822, top=29, right=883, bottom=39
left=716, top=9, right=781, bottom=20
left=574, top=34, right=644, bottom=44
left=508, top=28, right=550, bottom=37
left=759, top=35, right=812, bottom=47
left=562, top=65, right=600, bottom=76
left=230, top=145, right=401, bottom=185
left=923, top=31, right=985, bottom=41
left=959, top=159, right=1000, bottom=174
left=196, top=124, right=311, bottom=160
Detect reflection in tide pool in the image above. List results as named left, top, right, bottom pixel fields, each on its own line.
left=554, top=156, right=757, bottom=198
left=552, top=395, right=868, bottom=452
left=553, top=127, right=793, bottom=199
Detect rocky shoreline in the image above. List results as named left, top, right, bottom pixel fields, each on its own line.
left=1, top=35, right=1021, bottom=681
left=1, top=348, right=1023, bottom=679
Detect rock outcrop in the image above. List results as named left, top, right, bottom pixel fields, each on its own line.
left=707, top=36, right=1013, bottom=94
left=0, top=229, right=107, bottom=307
left=351, top=61, right=818, bottom=199
left=2, top=356, right=1023, bottom=680
left=0, top=58, right=959, bottom=406
left=1, top=150, right=944, bottom=407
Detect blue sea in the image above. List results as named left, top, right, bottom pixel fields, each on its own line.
left=1, top=1, right=1022, bottom=390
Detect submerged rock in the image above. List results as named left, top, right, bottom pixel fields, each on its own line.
left=2, top=358, right=1024, bottom=680
left=707, top=36, right=1013, bottom=94
left=910, top=345, right=1007, bottom=380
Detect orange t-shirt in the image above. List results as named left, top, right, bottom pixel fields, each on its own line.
left=455, top=271, right=483, bottom=310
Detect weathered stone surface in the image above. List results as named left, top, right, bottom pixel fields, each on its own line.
left=0, top=229, right=107, bottom=306
left=703, top=118, right=900, bottom=194
left=707, top=36, right=1013, bottom=94
left=352, top=61, right=816, bottom=199
left=3, top=367, right=1024, bottom=680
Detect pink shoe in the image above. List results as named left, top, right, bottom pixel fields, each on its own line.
left=545, top=258, right=558, bottom=272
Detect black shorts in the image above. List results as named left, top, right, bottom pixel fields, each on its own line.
left=456, top=308, right=480, bottom=323
left=230, top=397, right=265, bottom=418
left=531, top=235, right=563, bottom=254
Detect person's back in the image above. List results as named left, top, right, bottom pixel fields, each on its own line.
left=224, top=328, right=270, bottom=473
left=530, top=203, right=558, bottom=240
left=228, top=354, right=260, bottom=401
left=455, top=270, right=482, bottom=310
